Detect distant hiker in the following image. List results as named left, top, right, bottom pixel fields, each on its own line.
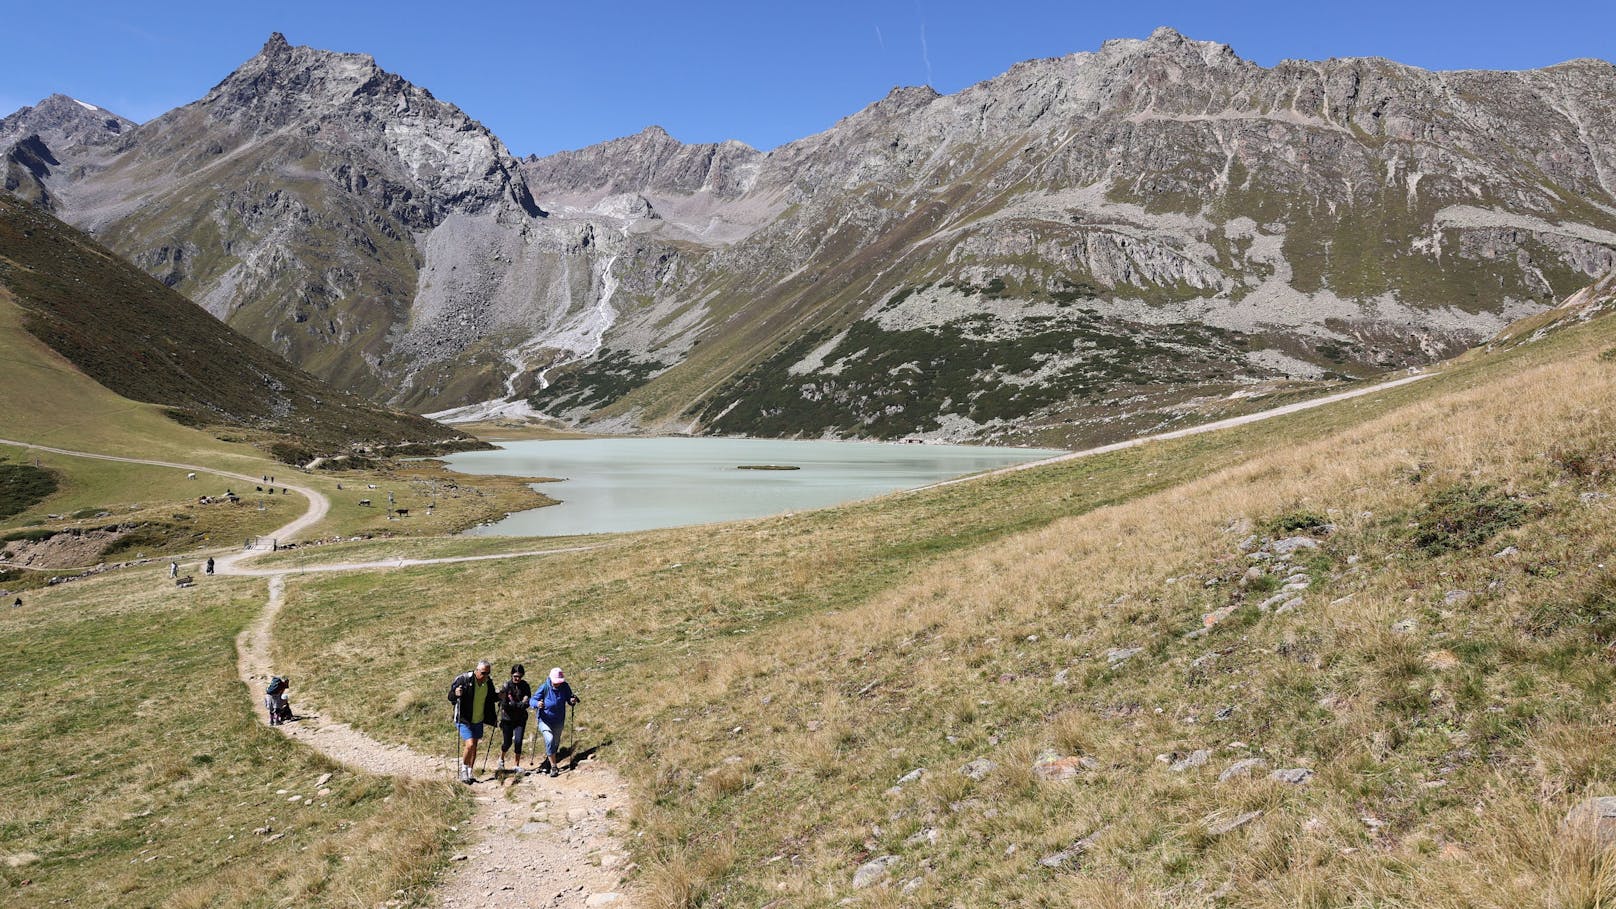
left=256, top=485, right=263, bottom=492
left=205, top=557, right=214, bottom=575
left=169, top=561, right=178, bottom=579
left=11, top=597, right=19, bottom=609
left=496, top=664, right=532, bottom=773
left=530, top=667, right=579, bottom=777
left=265, top=676, right=292, bottom=725
left=448, top=660, right=498, bottom=784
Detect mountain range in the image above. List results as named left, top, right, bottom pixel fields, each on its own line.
left=6, top=28, right=1616, bottom=446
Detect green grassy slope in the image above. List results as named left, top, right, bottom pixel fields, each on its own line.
left=270, top=310, right=1616, bottom=906
left=0, top=195, right=476, bottom=462
left=0, top=569, right=467, bottom=907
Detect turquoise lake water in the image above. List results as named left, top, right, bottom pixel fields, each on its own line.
left=438, top=437, right=1065, bottom=537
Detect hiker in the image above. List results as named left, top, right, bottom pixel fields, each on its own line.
left=11, top=597, right=19, bottom=609
left=205, top=557, right=215, bottom=575
left=169, top=561, right=178, bottom=579
left=530, top=667, right=579, bottom=777
left=447, top=660, right=498, bottom=784
left=496, top=664, right=532, bottom=773
left=265, top=676, right=292, bottom=725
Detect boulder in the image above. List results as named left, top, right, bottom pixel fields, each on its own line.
left=1033, top=752, right=1098, bottom=782
left=1169, top=749, right=1212, bottom=773
left=960, top=758, right=996, bottom=781
left=1217, top=757, right=1268, bottom=783
left=1206, top=810, right=1262, bottom=835
left=853, top=854, right=899, bottom=889
left=1564, top=797, right=1616, bottom=848
left=1271, top=537, right=1321, bottom=555
left=1106, top=647, right=1143, bottom=666
left=1269, top=767, right=1315, bottom=785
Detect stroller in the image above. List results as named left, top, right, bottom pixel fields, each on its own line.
left=265, top=676, right=293, bottom=725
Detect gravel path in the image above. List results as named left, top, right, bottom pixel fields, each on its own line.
left=1, top=372, right=1433, bottom=906
left=0, top=438, right=637, bottom=908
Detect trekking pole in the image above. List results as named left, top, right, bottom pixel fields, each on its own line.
left=450, top=703, right=461, bottom=781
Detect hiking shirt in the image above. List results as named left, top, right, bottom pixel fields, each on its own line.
left=531, top=680, right=575, bottom=727
left=497, top=678, right=532, bottom=725
left=447, top=671, right=498, bottom=725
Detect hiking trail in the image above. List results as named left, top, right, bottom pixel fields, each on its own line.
left=0, top=438, right=638, bottom=908
left=0, top=372, right=1435, bottom=906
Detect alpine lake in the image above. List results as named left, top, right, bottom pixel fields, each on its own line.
left=437, top=437, right=1067, bottom=537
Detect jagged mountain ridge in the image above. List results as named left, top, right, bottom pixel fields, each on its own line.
left=528, top=28, right=1616, bottom=444
left=8, top=28, right=1616, bottom=446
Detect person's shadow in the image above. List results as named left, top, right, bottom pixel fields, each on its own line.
left=564, top=739, right=610, bottom=769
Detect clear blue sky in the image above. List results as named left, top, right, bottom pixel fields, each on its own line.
left=6, top=0, right=1614, bottom=158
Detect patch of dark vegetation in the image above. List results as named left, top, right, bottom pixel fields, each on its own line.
left=0, top=195, right=479, bottom=459
left=1, top=527, right=57, bottom=543
left=1048, top=278, right=1100, bottom=304
left=881, top=285, right=919, bottom=310
left=1399, top=483, right=1533, bottom=556
left=268, top=441, right=316, bottom=466
left=1264, top=509, right=1333, bottom=535
left=703, top=313, right=1252, bottom=439
left=1550, top=446, right=1616, bottom=484
left=0, top=462, right=58, bottom=520
left=1600, top=347, right=1616, bottom=363
left=528, top=350, right=664, bottom=413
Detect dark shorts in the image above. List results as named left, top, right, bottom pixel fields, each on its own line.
left=456, top=721, right=484, bottom=741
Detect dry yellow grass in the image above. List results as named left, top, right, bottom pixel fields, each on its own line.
left=265, top=314, right=1616, bottom=906
left=0, top=565, right=470, bottom=907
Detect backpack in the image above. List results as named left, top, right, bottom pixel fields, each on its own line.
left=266, top=676, right=288, bottom=697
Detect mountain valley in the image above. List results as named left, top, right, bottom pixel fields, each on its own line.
left=8, top=28, right=1615, bottom=446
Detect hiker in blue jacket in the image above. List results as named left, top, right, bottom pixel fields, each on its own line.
left=530, top=667, right=579, bottom=777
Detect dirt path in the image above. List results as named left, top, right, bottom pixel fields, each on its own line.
left=2, top=372, right=1435, bottom=906
left=0, top=438, right=637, bottom=908
left=236, top=574, right=636, bottom=909
left=918, top=370, right=1433, bottom=491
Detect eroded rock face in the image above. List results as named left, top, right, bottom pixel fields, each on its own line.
left=9, top=28, right=1616, bottom=437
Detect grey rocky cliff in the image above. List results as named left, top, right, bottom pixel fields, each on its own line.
left=8, top=28, right=1616, bottom=445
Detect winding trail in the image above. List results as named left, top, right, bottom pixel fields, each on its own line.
left=0, top=371, right=1435, bottom=905
left=1, top=437, right=637, bottom=909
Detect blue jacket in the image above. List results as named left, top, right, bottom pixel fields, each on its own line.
left=530, top=679, right=575, bottom=726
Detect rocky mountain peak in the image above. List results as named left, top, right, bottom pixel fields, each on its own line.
left=523, top=123, right=762, bottom=203
left=0, top=93, right=134, bottom=153
left=169, top=33, right=541, bottom=220
left=200, top=32, right=393, bottom=126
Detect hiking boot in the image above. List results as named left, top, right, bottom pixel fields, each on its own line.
left=548, top=764, right=559, bottom=778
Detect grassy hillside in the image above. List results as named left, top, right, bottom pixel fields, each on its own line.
left=0, top=568, right=466, bottom=907
left=0, top=289, right=547, bottom=578
left=0, top=194, right=477, bottom=462
left=264, top=309, right=1616, bottom=906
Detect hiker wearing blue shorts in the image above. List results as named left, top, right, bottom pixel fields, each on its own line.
left=447, top=661, right=497, bottom=784
left=530, top=667, right=579, bottom=777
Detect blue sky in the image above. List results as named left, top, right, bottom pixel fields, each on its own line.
left=7, top=0, right=1614, bottom=157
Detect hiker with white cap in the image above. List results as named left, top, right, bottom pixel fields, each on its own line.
left=529, top=667, right=579, bottom=777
